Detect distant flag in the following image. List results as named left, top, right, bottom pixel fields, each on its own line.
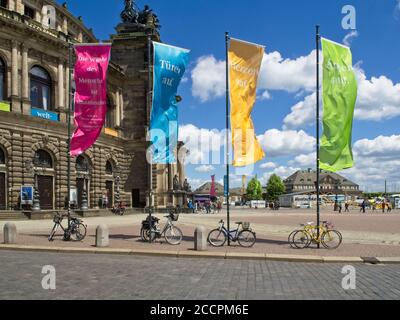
left=229, top=38, right=265, bottom=167
left=210, top=175, right=216, bottom=198
left=319, top=38, right=357, bottom=172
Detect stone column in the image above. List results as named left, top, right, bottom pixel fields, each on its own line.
left=119, top=90, right=124, bottom=124
left=15, top=0, right=23, bottom=15
left=11, top=40, right=21, bottom=113
left=21, top=45, right=30, bottom=115
left=58, top=60, right=65, bottom=109
left=115, top=90, right=121, bottom=127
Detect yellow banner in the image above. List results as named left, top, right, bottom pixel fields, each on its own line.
left=229, top=38, right=265, bottom=167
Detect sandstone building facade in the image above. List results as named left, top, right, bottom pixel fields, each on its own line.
left=0, top=0, right=187, bottom=217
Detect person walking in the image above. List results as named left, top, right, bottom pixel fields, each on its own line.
left=382, top=200, right=386, bottom=213
left=338, top=202, right=342, bottom=213
left=345, top=202, right=350, bottom=213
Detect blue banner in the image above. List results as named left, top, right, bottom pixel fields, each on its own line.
left=31, top=107, right=59, bottom=122
left=150, top=42, right=190, bottom=164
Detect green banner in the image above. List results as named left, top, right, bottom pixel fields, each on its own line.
left=0, top=101, right=10, bottom=112
left=320, top=38, right=357, bottom=172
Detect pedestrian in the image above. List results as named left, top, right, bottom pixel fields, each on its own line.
left=382, top=200, right=386, bottom=213
left=361, top=200, right=366, bottom=213
left=387, top=202, right=392, bottom=213
left=345, top=202, right=350, bottom=213
left=103, top=191, right=109, bottom=209
left=338, top=202, right=342, bottom=213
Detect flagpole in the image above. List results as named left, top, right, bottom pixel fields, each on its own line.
left=316, top=25, right=321, bottom=249
left=67, top=36, right=72, bottom=231
left=147, top=33, right=153, bottom=244
left=225, top=31, right=231, bottom=246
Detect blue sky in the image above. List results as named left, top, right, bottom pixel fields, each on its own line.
left=61, top=0, right=400, bottom=192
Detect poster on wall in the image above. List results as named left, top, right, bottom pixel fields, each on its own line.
left=20, top=186, right=33, bottom=205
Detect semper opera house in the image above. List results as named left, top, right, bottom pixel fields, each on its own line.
left=0, top=0, right=190, bottom=218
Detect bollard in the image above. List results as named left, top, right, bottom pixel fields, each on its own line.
left=96, top=224, right=109, bottom=248
left=194, top=226, right=207, bottom=251
left=4, top=223, right=17, bottom=244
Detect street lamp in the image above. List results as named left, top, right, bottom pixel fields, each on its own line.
left=113, top=166, right=122, bottom=206
left=77, top=158, right=92, bottom=211
left=24, top=153, right=42, bottom=212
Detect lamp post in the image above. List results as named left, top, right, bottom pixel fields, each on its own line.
left=114, top=166, right=121, bottom=205
left=78, top=159, right=92, bottom=211
left=24, top=153, right=42, bottom=212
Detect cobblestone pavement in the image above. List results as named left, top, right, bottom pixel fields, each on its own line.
left=0, top=250, right=400, bottom=300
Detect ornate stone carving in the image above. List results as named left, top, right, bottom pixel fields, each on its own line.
left=120, top=0, right=139, bottom=24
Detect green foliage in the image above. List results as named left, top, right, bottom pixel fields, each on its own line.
left=266, top=174, right=286, bottom=201
left=246, top=177, right=263, bottom=200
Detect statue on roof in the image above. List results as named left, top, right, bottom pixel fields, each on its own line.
left=121, top=0, right=139, bottom=24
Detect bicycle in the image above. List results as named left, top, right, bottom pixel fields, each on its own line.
left=290, top=221, right=342, bottom=249
left=112, top=202, right=126, bottom=216
left=207, top=220, right=256, bottom=248
left=140, top=212, right=183, bottom=245
left=48, top=214, right=87, bottom=242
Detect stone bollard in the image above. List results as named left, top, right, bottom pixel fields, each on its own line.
left=96, top=225, right=109, bottom=248
left=4, top=223, right=17, bottom=244
left=194, top=226, right=207, bottom=251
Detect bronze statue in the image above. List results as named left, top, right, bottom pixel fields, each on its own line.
left=121, top=0, right=139, bottom=24
left=173, top=175, right=181, bottom=191
left=183, top=179, right=191, bottom=192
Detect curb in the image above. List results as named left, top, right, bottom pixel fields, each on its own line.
left=1, top=244, right=399, bottom=264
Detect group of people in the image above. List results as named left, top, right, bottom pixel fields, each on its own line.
left=188, top=200, right=222, bottom=214
left=335, top=200, right=394, bottom=213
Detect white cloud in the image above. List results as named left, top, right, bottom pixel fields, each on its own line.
left=195, top=165, right=216, bottom=173
left=257, top=129, right=315, bottom=157
left=284, top=65, right=400, bottom=128
left=343, top=30, right=359, bottom=47
left=338, top=135, right=400, bottom=192
left=191, top=50, right=317, bottom=102
left=283, top=92, right=319, bottom=129
left=258, top=50, right=317, bottom=93
left=191, top=55, right=225, bottom=102
left=355, top=68, right=400, bottom=121
left=187, top=178, right=207, bottom=190
left=179, top=124, right=226, bottom=165
left=289, top=152, right=316, bottom=167
left=260, top=166, right=300, bottom=185
left=259, top=162, right=277, bottom=169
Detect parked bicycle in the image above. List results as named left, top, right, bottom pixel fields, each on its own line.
left=288, top=221, right=342, bottom=249
left=140, top=212, right=183, bottom=245
left=207, top=220, right=256, bottom=248
left=48, top=214, right=87, bottom=242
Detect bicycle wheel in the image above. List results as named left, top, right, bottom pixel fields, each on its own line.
left=207, top=229, right=227, bottom=247
left=70, top=223, right=87, bottom=241
left=164, top=226, right=183, bottom=245
left=140, top=227, right=148, bottom=241
left=292, top=230, right=311, bottom=249
left=237, top=230, right=256, bottom=248
left=48, top=223, right=59, bottom=242
left=322, top=230, right=342, bottom=249
left=288, top=230, right=298, bottom=248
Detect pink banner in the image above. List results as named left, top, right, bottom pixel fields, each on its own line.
left=210, top=175, right=216, bottom=198
left=70, top=44, right=111, bottom=157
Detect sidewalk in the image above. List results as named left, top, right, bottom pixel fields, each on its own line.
left=1, top=209, right=400, bottom=261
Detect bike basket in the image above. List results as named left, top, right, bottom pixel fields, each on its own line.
left=326, top=222, right=335, bottom=230
left=171, top=213, right=179, bottom=222
left=242, top=222, right=250, bottom=230
left=53, top=215, right=61, bottom=224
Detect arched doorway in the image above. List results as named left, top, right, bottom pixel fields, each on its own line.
left=0, top=147, right=6, bottom=210
left=0, top=57, right=6, bottom=102
left=75, top=155, right=92, bottom=209
left=34, top=149, right=54, bottom=210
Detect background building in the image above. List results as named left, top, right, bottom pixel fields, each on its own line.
left=0, top=0, right=188, bottom=218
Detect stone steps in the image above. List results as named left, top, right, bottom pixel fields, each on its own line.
left=0, top=212, right=28, bottom=220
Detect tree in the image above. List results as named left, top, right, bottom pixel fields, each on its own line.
left=246, top=177, right=263, bottom=200
left=266, top=174, right=286, bottom=201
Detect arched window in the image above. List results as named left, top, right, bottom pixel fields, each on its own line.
left=0, top=58, right=5, bottom=101
left=105, top=96, right=115, bottom=128
left=34, top=150, right=53, bottom=168
left=105, top=160, right=113, bottom=175
left=0, top=148, right=5, bottom=165
left=30, top=66, right=52, bottom=110
left=76, top=155, right=91, bottom=172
